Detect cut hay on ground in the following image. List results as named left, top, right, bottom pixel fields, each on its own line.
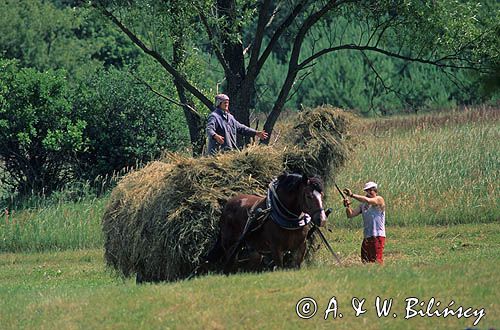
left=102, top=106, right=357, bottom=282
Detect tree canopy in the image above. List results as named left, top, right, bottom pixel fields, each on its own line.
left=91, top=0, right=499, bottom=146
left=0, top=0, right=498, bottom=197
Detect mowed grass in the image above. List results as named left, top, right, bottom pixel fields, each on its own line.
left=0, top=223, right=498, bottom=330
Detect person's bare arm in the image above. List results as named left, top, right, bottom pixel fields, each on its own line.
left=345, top=201, right=362, bottom=218
left=352, top=194, right=384, bottom=208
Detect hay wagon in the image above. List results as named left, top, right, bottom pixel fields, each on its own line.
left=102, top=107, right=356, bottom=282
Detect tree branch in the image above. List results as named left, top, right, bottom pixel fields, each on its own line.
left=251, top=0, right=308, bottom=79
left=263, top=0, right=348, bottom=139
left=94, top=2, right=213, bottom=110
left=286, top=69, right=313, bottom=102
left=198, top=10, right=232, bottom=75
left=293, top=0, right=350, bottom=60
left=132, top=76, right=202, bottom=118
left=360, top=50, right=404, bottom=112
left=265, top=1, right=283, bottom=29
left=299, top=44, right=490, bottom=72
left=247, top=0, right=272, bottom=74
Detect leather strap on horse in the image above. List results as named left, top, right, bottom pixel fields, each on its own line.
left=268, top=180, right=301, bottom=218
left=224, top=201, right=271, bottom=269
left=310, top=222, right=342, bottom=265
left=267, top=180, right=311, bottom=229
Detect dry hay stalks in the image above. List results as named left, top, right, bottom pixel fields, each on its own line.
left=102, top=106, right=358, bottom=282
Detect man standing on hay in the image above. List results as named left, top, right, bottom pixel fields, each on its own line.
left=343, top=181, right=386, bottom=264
left=206, top=94, right=268, bottom=155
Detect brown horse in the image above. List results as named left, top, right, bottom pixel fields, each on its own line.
left=210, top=173, right=327, bottom=273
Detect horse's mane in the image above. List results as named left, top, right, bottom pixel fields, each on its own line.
left=276, top=173, right=324, bottom=192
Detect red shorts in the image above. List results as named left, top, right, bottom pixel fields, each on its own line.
left=361, top=236, right=385, bottom=264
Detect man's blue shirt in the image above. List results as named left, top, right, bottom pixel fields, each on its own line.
left=206, top=108, right=257, bottom=155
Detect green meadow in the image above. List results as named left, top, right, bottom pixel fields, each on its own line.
left=1, top=224, right=498, bottom=329
left=1, top=108, right=499, bottom=329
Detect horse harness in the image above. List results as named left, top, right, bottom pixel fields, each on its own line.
left=225, top=179, right=326, bottom=268
left=243, top=178, right=323, bottom=236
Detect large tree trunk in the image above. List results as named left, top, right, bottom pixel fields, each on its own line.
left=227, top=79, right=256, bottom=147
left=217, top=0, right=254, bottom=147
left=175, top=85, right=206, bottom=156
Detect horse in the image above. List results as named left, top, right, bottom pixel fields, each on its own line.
left=206, top=173, right=327, bottom=274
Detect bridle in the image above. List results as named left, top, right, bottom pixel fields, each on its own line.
left=267, top=179, right=324, bottom=229
left=309, top=206, right=325, bottom=219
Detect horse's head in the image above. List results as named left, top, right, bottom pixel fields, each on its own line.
left=276, top=173, right=327, bottom=227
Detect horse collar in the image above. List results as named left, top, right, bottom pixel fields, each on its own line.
left=267, top=180, right=311, bottom=230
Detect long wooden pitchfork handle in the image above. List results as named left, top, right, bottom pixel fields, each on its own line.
left=334, top=183, right=347, bottom=200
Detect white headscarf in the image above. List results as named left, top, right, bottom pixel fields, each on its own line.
left=215, top=94, right=229, bottom=107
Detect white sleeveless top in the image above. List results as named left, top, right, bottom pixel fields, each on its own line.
left=361, top=203, right=386, bottom=238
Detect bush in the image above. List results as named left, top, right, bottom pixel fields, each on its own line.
left=0, top=59, right=190, bottom=197
left=0, top=58, right=85, bottom=195
left=73, top=68, right=190, bottom=181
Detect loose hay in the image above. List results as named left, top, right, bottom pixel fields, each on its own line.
left=102, top=106, right=358, bottom=281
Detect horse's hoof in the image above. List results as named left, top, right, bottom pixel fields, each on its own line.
left=136, top=272, right=144, bottom=284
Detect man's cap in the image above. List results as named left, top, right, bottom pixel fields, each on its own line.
left=363, top=181, right=378, bottom=191
left=215, top=94, right=229, bottom=107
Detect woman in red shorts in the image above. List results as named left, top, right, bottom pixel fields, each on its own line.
left=343, top=182, right=386, bottom=264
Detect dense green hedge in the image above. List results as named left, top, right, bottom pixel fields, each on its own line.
left=0, top=59, right=189, bottom=196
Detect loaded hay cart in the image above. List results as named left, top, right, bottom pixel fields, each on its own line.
left=102, top=106, right=357, bottom=282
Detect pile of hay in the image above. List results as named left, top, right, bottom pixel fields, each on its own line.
left=102, top=106, right=357, bottom=281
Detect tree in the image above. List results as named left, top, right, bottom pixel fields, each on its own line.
left=0, top=58, right=191, bottom=195
left=90, top=0, right=498, bottom=151
left=256, top=35, right=483, bottom=115
left=73, top=68, right=190, bottom=181
left=0, top=0, right=141, bottom=82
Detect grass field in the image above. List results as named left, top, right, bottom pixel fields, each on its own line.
left=1, top=108, right=499, bottom=329
left=328, top=107, right=499, bottom=227
left=1, top=224, right=498, bottom=329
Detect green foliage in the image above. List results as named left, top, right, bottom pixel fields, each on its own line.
left=347, top=0, right=492, bottom=59
left=0, top=59, right=85, bottom=194
left=0, top=0, right=141, bottom=81
left=73, top=68, right=190, bottom=180
left=0, top=0, right=497, bottom=196
left=257, top=16, right=491, bottom=115
left=0, top=58, right=190, bottom=195
left=0, top=1, right=95, bottom=78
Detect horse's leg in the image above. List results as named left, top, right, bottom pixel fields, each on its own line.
left=220, top=215, right=241, bottom=275
left=270, top=246, right=284, bottom=270
left=247, top=250, right=264, bottom=272
left=204, top=235, right=224, bottom=264
left=223, top=258, right=236, bottom=275
left=223, top=241, right=242, bottom=275
left=293, top=241, right=307, bottom=269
